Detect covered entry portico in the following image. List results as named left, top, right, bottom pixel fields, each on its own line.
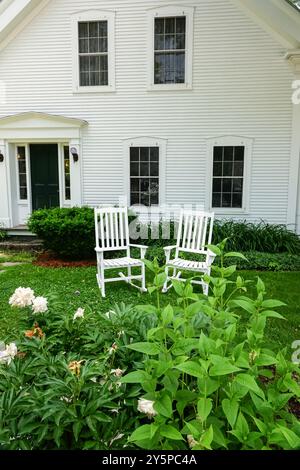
left=0, top=112, right=87, bottom=228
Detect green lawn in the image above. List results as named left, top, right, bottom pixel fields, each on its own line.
left=0, top=260, right=299, bottom=350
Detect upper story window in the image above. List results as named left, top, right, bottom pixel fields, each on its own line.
left=148, top=6, right=194, bottom=91
left=71, top=10, right=115, bottom=93
left=78, top=21, right=108, bottom=87
left=206, top=136, right=253, bottom=214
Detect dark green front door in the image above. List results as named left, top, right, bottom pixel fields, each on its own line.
left=30, top=144, right=59, bottom=211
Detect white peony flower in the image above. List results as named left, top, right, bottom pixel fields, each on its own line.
left=0, top=342, right=18, bottom=365
left=111, top=368, right=124, bottom=378
left=9, top=287, right=35, bottom=308
left=137, top=398, right=157, bottom=418
left=187, top=435, right=198, bottom=449
left=32, top=296, right=48, bottom=314
left=73, top=308, right=85, bottom=320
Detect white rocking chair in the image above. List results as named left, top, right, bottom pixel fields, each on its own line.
left=162, top=210, right=216, bottom=295
left=94, top=207, right=148, bottom=297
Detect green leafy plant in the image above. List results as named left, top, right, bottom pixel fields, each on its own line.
left=121, top=241, right=300, bottom=450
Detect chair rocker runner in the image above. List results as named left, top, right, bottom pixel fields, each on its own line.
left=95, top=207, right=148, bottom=297
left=162, top=210, right=215, bottom=295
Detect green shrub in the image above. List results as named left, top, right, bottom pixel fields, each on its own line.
left=28, top=207, right=95, bottom=259
left=212, top=220, right=300, bottom=254
left=0, top=228, right=7, bottom=241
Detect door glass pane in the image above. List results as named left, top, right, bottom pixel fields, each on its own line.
left=17, top=146, right=27, bottom=200
left=64, top=146, right=71, bottom=201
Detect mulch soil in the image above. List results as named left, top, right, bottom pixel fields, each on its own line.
left=33, top=251, right=96, bottom=268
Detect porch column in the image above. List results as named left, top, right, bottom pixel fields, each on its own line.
left=286, top=51, right=300, bottom=233
left=69, top=139, right=82, bottom=206
left=0, top=139, right=11, bottom=228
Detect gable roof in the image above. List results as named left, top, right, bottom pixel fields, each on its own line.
left=0, top=0, right=300, bottom=50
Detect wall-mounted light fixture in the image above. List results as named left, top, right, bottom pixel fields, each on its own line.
left=0, top=152, right=4, bottom=163
left=70, top=147, right=79, bottom=163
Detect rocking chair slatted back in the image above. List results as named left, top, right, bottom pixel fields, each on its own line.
left=95, top=207, right=129, bottom=251
left=176, top=210, right=214, bottom=254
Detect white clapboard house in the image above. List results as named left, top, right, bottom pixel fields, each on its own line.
left=0, top=0, right=300, bottom=233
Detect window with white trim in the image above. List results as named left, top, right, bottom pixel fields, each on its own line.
left=148, top=6, right=194, bottom=90
left=207, top=136, right=252, bottom=213
left=212, top=146, right=245, bottom=208
left=130, top=147, right=159, bottom=206
left=72, top=11, right=115, bottom=93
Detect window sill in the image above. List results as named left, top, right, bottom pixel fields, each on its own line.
left=73, top=85, right=116, bottom=94
left=147, top=83, right=192, bottom=92
left=211, top=208, right=249, bottom=217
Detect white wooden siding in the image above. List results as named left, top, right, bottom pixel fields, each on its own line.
left=0, top=0, right=295, bottom=226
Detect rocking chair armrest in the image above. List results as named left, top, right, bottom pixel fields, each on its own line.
left=163, top=245, right=177, bottom=253
left=206, top=249, right=216, bottom=266
left=129, top=244, right=148, bottom=250
left=95, top=247, right=104, bottom=253
left=129, top=244, right=148, bottom=259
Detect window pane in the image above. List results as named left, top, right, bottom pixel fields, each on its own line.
left=141, top=179, right=149, bottom=192
left=165, top=34, right=176, bottom=50
left=131, top=193, right=140, bottom=205
left=130, top=179, right=139, bottom=192
left=20, top=188, right=27, bottom=200
left=213, top=147, right=223, bottom=162
left=64, top=146, right=71, bottom=201
left=99, top=38, right=108, bottom=53
left=89, top=22, right=99, bottom=37
left=222, top=178, right=232, bottom=193
left=175, top=52, right=185, bottom=82
left=79, top=56, right=89, bottom=72
left=130, top=162, right=139, bottom=176
left=234, top=146, right=245, bottom=161
left=150, top=147, right=159, bottom=161
left=90, top=72, right=100, bottom=86
left=176, top=17, right=186, bottom=34
left=213, top=178, right=221, bottom=192
left=232, top=193, right=243, bottom=208
left=224, top=146, right=234, bottom=161
left=140, top=162, right=149, bottom=176
left=90, top=56, right=100, bottom=71
left=78, top=22, right=88, bottom=39
left=141, top=193, right=150, bottom=206
left=213, top=162, right=222, bottom=177
left=222, top=193, right=232, bottom=207
left=155, top=34, right=165, bottom=51
left=80, top=72, right=89, bottom=87
left=165, top=18, right=175, bottom=34
left=79, top=39, right=89, bottom=53
left=100, top=55, right=108, bottom=70
left=89, top=37, right=99, bottom=53
left=130, top=147, right=139, bottom=161
left=99, top=21, right=107, bottom=37
left=18, top=160, right=26, bottom=173
left=155, top=18, right=164, bottom=35
left=140, top=147, right=149, bottom=162
left=176, top=34, right=185, bottom=50
left=233, top=178, right=243, bottom=192
left=150, top=162, right=159, bottom=177
left=234, top=161, right=244, bottom=176
left=101, top=71, right=108, bottom=86
left=212, top=193, right=221, bottom=208
left=223, top=162, right=233, bottom=176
